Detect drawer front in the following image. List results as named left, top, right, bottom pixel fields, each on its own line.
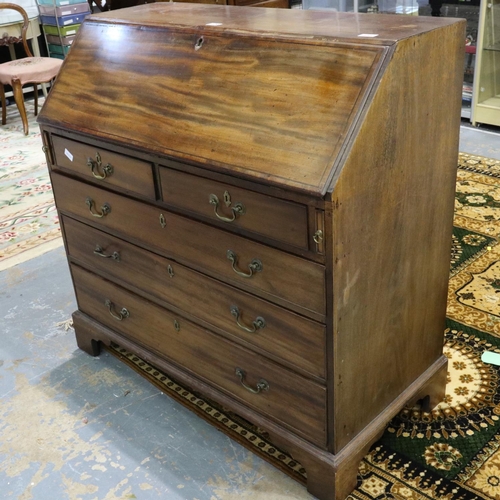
left=63, top=216, right=326, bottom=379
left=51, top=135, right=156, bottom=199
left=52, top=173, right=326, bottom=318
left=159, top=167, right=309, bottom=249
left=71, top=264, right=327, bottom=446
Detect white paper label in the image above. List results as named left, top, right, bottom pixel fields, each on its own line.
left=358, top=33, right=379, bottom=38
left=63, top=18, right=75, bottom=25
left=66, top=30, right=76, bottom=35
left=64, top=148, right=74, bottom=162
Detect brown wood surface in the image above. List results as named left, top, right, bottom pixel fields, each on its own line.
left=71, top=264, right=327, bottom=446
left=86, top=4, right=463, bottom=45
left=51, top=134, right=156, bottom=199
left=233, top=0, right=289, bottom=6
left=62, top=215, right=326, bottom=379
left=172, top=0, right=226, bottom=4
left=51, top=172, right=326, bottom=318
left=159, top=166, right=309, bottom=249
left=39, top=15, right=384, bottom=196
left=40, top=9, right=466, bottom=500
left=330, top=20, right=465, bottom=453
left=71, top=309, right=449, bottom=500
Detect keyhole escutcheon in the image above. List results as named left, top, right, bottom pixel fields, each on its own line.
left=195, top=36, right=204, bottom=50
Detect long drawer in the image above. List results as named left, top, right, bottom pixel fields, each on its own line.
left=63, top=216, right=326, bottom=379
left=71, top=264, right=327, bottom=447
left=159, top=166, right=309, bottom=250
left=51, top=172, right=326, bottom=319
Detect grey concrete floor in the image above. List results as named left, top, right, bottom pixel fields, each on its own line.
left=460, top=123, right=500, bottom=161
left=1, top=125, right=500, bottom=500
left=0, top=249, right=312, bottom=499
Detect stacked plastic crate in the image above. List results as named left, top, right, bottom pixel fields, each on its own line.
left=37, top=0, right=91, bottom=59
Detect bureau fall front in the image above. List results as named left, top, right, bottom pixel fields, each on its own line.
left=38, top=5, right=465, bottom=499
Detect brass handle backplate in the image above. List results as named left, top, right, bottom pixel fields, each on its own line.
left=94, top=245, right=120, bottom=262
left=105, top=299, right=129, bottom=321
left=226, top=250, right=262, bottom=278
left=86, top=197, right=111, bottom=218
left=235, top=368, right=269, bottom=394
left=87, top=152, right=113, bottom=180
left=230, top=306, right=265, bottom=333
left=209, top=191, right=245, bottom=223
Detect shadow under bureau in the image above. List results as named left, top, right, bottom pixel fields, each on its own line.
left=38, top=5, right=466, bottom=499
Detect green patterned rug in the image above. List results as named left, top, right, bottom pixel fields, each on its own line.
left=108, top=153, right=500, bottom=499
left=350, top=153, right=500, bottom=500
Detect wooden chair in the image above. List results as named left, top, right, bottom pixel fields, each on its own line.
left=0, top=3, right=63, bottom=135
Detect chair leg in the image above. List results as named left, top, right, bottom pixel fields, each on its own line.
left=12, top=79, right=28, bottom=135
left=34, top=83, right=38, bottom=116
left=0, top=85, right=6, bottom=125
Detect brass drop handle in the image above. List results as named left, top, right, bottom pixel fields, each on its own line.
left=86, top=197, right=111, bottom=218
left=209, top=192, right=245, bottom=223
left=226, top=250, right=262, bottom=278
left=230, top=306, right=265, bottom=333
left=87, top=152, right=113, bottom=180
left=105, top=299, right=129, bottom=321
left=94, top=245, right=120, bottom=262
left=313, top=230, right=323, bottom=244
left=235, top=368, right=269, bottom=394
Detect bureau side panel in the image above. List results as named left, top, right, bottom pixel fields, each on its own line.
left=330, top=21, right=466, bottom=453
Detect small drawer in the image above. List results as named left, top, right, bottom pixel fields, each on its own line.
left=63, top=216, right=326, bottom=379
left=159, top=167, right=309, bottom=250
left=51, top=135, right=155, bottom=199
left=71, top=264, right=327, bottom=447
left=51, top=173, right=326, bottom=318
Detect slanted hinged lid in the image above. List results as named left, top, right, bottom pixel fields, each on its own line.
left=38, top=4, right=456, bottom=196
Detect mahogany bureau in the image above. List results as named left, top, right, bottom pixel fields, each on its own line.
left=38, top=5, right=465, bottom=499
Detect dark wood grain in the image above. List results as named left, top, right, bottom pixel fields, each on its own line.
left=159, top=166, right=309, bottom=249
left=86, top=3, right=463, bottom=45
left=41, top=7, right=465, bottom=499
left=51, top=135, right=156, bottom=199
left=166, top=0, right=289, bottom=6
left=51, top=172, right=326, bottom=318
left=230, top=0, right=289, bottom=6
left=330, top=20, right=465, bottom=453
left=63, top=215, right=326, bottom=379
left=72, top=264, right=327, bottom=446
left=39, top=16, right=384, bottom=196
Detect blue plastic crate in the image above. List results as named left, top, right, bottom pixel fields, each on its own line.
left=48, top=43, right=72, bottom=55
left=39, top=2, right=90, bottom=17
left=38, top=0, right=88, bottom=6
left=40, top=11, right=89, bottom=26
